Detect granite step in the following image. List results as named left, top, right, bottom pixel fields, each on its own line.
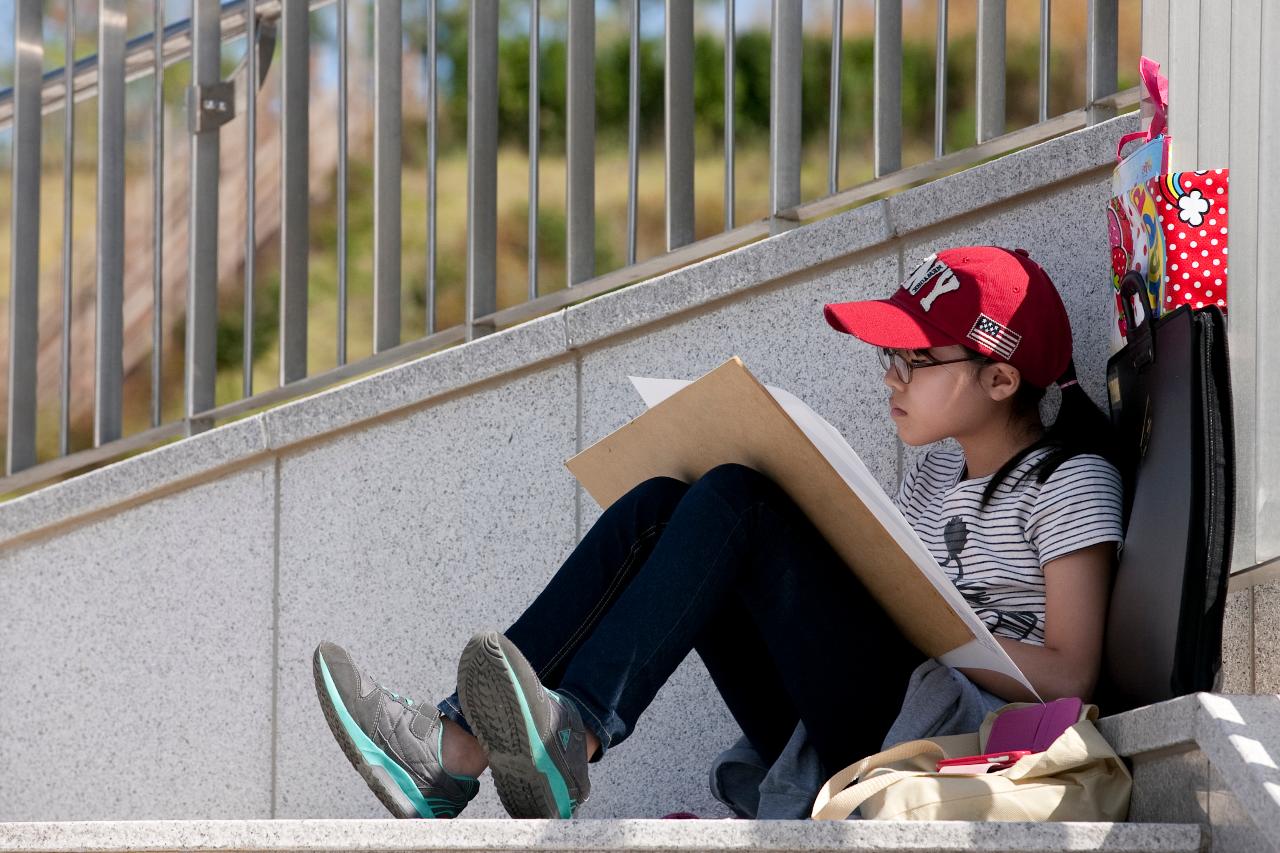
left=0, top=818, right=1205, bottom=853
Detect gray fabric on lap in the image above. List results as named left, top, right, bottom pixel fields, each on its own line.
left=708, top=658, right=1009, bottom=819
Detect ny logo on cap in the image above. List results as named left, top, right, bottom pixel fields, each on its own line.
left=903, top=253, right=960, bottom=312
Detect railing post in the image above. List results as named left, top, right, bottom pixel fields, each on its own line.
left=152, top=0, right=166, bottom=423
left=7, top=0, right=42, bottom=474
left=770, top=0, right=802, bottom=228
left=96, top=0, right=127, bottom=446
left=626, top=0, right=641, bottom=259
left=666, top=0, right=695, bottom=250
left=1038, top=0, right=1050, bottom=123
left=63, top=3, right=80, bottom=452
left=934, top=0, right=948, bottom=157
left=567, top=0, right=595, bottom=286
left=242, top=0, right=257, bottom=395
left=373, top=0, right=402, bottom=353
left=185, top=0, right=222, bottom=433
left=465, top=1, right=498, bottom=342
left=529, top=0, right=541, bottom=296
left=1086, top=0, right=1119, bottom=124
left=976, top=0, right=1006, bottom=143
left=279, top=0, right=309, bottom=382
left=829, top=0, right=844, bottom=194
left=425, top=0, right=439, bottom=335
left=874, top=0, right=903, bottom=176
left=723, top=0, right=735, bottom=231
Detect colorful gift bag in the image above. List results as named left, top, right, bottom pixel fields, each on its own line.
left=1153, top=170, right=1229, bottom=314
left=1107, top=57, right=1229, bottom=353
left=1108, top=171, right=1229, bottom=341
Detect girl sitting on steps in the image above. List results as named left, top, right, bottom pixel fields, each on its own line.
left=312, top=245, right=1125, bottom=820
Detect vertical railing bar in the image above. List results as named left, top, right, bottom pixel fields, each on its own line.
left=243, top=0, right=256, bottom=395
left=666, top=0, right=695, bottom=249
left=723, top=0, right=734, bottom=231
left=934, top=0, right=947, bottom=158
left=627, top=0, right=639, bottom=263
left=1038, top=0, right=1050, bottom=123
left=61, top=0, right=78, bottom=456
left=873, top=0, right=902, bottom=177
left=426, top=0, right=437, bottom=336
left=150, top=0, right=163, bottom=428
left=770, top=1, right=802, bottom=219
left=337, top=0, right=348, bottom=363
left=828, top=0, right=842, bottom=196
left=567, top=0, right=595, bottom=287
left=186, top=0, right=220, bottom=432
left=96, top=0, right=127, bottom=447
left=1086, top=0, right=1119, bottom=125
left=975, top=0, right=1006, bottom=143
left=373, top=0, right=402, bottom=353
left=8, top=0, right=43, bottom=474
left=279, top=0, right=308, bottom=384
left=465, top=1, right=498, bottom=342
left=528, top=0, right=540, bottom=299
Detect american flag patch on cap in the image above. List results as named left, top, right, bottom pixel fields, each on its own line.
left=966, top=313, right=1022, bottom=359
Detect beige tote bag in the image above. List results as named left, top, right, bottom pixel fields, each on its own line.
left=811, top=702, right=1131, bottom=822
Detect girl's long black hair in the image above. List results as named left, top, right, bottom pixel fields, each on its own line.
left=972, top=355, right=1126, bottom=510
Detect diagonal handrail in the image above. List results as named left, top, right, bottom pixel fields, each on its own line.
left=0, top=0, right=331, bottom=131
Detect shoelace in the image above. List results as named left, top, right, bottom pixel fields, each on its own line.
left=387, top=688, right=416, bottom=707
left=372, top=677, right=417, bottom=711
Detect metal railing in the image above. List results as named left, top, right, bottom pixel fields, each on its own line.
left=0, top=0, right=1137, bottom=496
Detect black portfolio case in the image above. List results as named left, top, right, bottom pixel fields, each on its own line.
left=1099, top=271, right=1235, bottom=713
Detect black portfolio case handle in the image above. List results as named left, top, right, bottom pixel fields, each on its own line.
left=1118, top=271, right=1157, bottom=368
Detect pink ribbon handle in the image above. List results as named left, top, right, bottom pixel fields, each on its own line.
left=1115, top=130, right=1149, bottom=162
left=1139, top=55, right=1169, bottom=139
left=1115, top=55, right=1170, bottom=161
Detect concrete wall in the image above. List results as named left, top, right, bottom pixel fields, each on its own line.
left=1, top=113, right=1272, bottom=820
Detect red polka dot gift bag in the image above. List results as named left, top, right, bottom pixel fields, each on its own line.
left=1105, top=57, right=1229, bottom=355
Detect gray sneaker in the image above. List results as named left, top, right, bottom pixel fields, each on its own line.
left=457, top=631, right=592, bottom=818
left=312, top=641, right=480, bottom=818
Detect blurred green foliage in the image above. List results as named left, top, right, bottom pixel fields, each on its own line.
left=416, top=29, right=1086, bottom=157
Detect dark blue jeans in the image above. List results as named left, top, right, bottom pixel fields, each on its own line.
left=436, top=463, right=925, bottom=777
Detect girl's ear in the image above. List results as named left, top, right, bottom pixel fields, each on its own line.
left=982, top=361, right=1023, bottom=402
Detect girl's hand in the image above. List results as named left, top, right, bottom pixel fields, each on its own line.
left=958, top=541, right=1115, bottom=703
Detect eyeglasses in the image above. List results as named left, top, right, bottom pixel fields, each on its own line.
left=878, top=346, right=983, bottom=384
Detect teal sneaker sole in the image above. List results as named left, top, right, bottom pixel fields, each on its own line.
left=312, top=647, right=446, bottom=819
left=458, top=633, right=575, bottom=818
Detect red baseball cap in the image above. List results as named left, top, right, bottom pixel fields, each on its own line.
left=823, top=246, right=1073, bottom=388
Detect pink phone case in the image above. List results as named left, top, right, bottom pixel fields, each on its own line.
left=985, top=697, right=1082, bottom=753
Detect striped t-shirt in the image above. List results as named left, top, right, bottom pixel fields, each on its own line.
left=893, top=444, right=1125, bottom=646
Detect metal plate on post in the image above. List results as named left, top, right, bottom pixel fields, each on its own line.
left=185, top=0, right=221, bottom=432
